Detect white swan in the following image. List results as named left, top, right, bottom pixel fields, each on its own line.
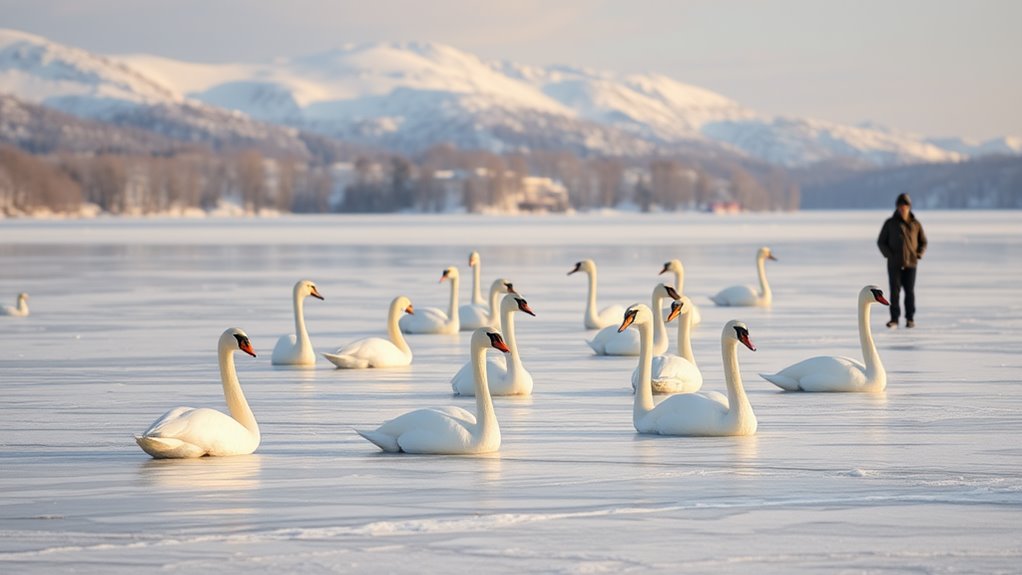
left=568, top=259, right=626, bottom=329
left=659, top=259, right=702, bottom=325
left=623, top=305, right=758, bottom=436
left=357, top=329, right=510, bottom=454
left=399, top=267, right=461, bottom=334
left=322, top=296, right=415, bottom=369
left=271, top=279, right=324, bottom=366
left=632, top=297, right=703, bottom=395
left=452, top=294, right=536, bottom=396
left=710, top=247, right=777, bottom=307
left=460, top=278, right=516, bottom=330
left=760, top=285, right=890, bottom=392
left=587, top=283, right=680, bottom=356
left=135, top=328, right=260, bottom=458
left=1, top=292, right=29, bottom=317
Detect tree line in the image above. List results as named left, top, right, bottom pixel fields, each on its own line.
left=0, top=143, right=801, bottom=217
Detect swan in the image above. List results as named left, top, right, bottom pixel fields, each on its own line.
left=135, top=328, right=260, bottom=458
left=460, top=278, right=517, bottom=330
left=322, top=296, right=415, bottom=368
left=632, top=297, right=703, bottom=395
left=1, top=292, right=29, bottom=317
left=587, top=283, right=680, bottom=356
left=452, top=294, right=536, bottom=396
left=760, top=286, right=890, bottom=392
left=623, top=305, right=758, bottom=436
left=356, top=329, right=510, bottom=454
left=710, top=247, right=777, bottom=307
left=659, top=260, right=702, bottom=325
left=568, top=259, right=626, bottom=329
left=399, top=267, right=461, bottom=334
left=271, top=279, right=324, bottom=366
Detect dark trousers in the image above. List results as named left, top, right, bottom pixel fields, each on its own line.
left=887, top=263, right=917, bottom=322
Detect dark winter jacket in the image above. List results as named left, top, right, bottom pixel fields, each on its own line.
left=877, top=210, right=927, bottom=268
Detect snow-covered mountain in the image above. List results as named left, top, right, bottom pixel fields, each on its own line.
left=1, top=28, right=1013, bottom=167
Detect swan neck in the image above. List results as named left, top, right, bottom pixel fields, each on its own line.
left=651, top=290, right=668, bottom=351
left=471, top=263, right=483, bottom=305
left=447, top=275, right=460, bottom=322
left=678, top=310, right=696, bottom=365
left=673, top=269, right=685, bottom=293
left=219, top=347, right=258, bottom=436
left=387, top=301, right=411, bottom=354
left=859, top=298, right=884, bottom=383
left=721, top=337, right=751, bottom=420
left=756, top=255, right=771, bottom=299
left=473, top=344, right=498, bottom=440
left=584, top=269, right=599, bottom=326
left=501, top=306, right=524, bottom=372
left=293, top=289, right=311, bottom=355
left=633, top=320, right=655, bottom=423
left=488, top=283, right=502, bottom=321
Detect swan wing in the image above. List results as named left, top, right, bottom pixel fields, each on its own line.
left=324, top=336, right=408, bottom=369
left=458, top=303, right=492, bottom=330
left=587, top=325, right=639, bottom=356
left=137, top=407, right=255, bottom=457
left=399, top=307, right=449, bottom=334
left=595, top=304, right=626, bottom=328
left=361, top=407, right=478, bottom=454
left=451, top=356, right=508, bottom=395
left=761, top=355, right=869, bottom=392
left=271, top=333, right=298, bottom=363
left=709, top=285, right=758, bottom=307
left=632, top=355, right=703, bottom=394
left=640, top=391, right=732, bottom=436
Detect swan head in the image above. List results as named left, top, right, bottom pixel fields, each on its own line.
left=440, top=267, right=459, bottom=282
left=17, top=292, right=28, bottom=302
left=472, top=328, right=510, bottom=353
left=502, top=294, right=536, bottom=316
left=490, top=278, right=518, bottom=296
left=659, top=259, right=682, bottom=275
left=666, top=299, right=686, bottom=323
left=618, top=303, right=652, bottom=332
left=295, top=280, right=324, bottom=300
left=393, top=295, right=414, bottom=315
left=655, top=283, right=682, bottom=302
left=221, top=327, right=257, bottom=357
left=724, top=320, right=756, bottom=351
left=468, top=251, right=480, bottom=268
left=862, top=285, right=890, bottom=306
left=567, top=259, right=596, bottom=276
left=758, top=247, right=777, bottom=262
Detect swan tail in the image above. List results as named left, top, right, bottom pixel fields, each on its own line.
left=322, top=353, right=369, bottom=369
left=134, top=435, right=205, bottom=459
left=355, top=429, right=401, bottom=453
left=759, top=372, right=800, bottom=391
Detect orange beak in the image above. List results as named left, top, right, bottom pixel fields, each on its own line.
left=310, top=287, right=324, bottom=300
left=240, top=341, right=257, bottom=357
left=404, top=304, right=415, bottom=315
left=666, top=302, right=682, bottom=323
left=618, top=312, right=636, bottom=333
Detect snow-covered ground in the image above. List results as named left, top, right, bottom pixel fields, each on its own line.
left=1, top=211, right=1020, bottom=573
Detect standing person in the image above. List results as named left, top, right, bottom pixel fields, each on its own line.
left=877, top=193, right=927, bottom=328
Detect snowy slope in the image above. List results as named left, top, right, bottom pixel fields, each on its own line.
left=0, top=28, right=1013, bottom=166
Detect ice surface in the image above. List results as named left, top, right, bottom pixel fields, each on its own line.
left=1, top=211, right=1021, bottom=573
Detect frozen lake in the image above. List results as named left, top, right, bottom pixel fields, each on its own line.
left=1, top=211, right=1020, bottom=573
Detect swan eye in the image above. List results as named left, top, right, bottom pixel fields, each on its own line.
left=732, top=325, right=749, bottom=339
left=233, top=333, right=247, bottom=347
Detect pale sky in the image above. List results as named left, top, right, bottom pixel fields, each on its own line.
left=3, top=0, right=1019, bottom=140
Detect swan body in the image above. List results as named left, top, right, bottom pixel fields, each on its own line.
left=587, top=283, right=680, bottom=356
left=632, top=296, right=703, bottom=394
left=357, top=329, right=510, bottom=454
left=271, top=280, right=324, bottom=366
left=452, top=295, right=535, bottom=396
left=460, top=278, right=516, bottom=330
left=660, top=260, right=701, bottom=325
left=399, top=267, right=460, bottom=334
left=568, top=259, right=626, bottom=329
left=710, top=247, right=777, bottom=307
left=323, top=296, right=414, bottom=368
left=760, top=286, right=889, bottom=392
left=135, top=328, right=260, bottom=458
left=624, top=305, right=758, bottom=436
left=1, top=292, right=29, bottom=317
